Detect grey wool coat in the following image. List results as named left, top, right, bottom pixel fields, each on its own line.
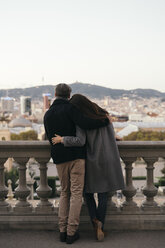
left=63, top=122, right=125, bottom=193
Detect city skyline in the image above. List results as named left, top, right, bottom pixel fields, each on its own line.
left=0, top=0, right=165, bottom=91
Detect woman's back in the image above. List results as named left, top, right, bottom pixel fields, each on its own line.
left=85, top=123, right=124, bottom=193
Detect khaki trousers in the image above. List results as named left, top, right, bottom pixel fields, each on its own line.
left=56, top=159, right=85, bottom=235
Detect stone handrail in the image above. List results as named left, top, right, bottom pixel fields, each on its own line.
left=0, top=141, right=165, bottom=230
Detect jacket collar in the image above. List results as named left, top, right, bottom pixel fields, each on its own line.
left=51, top=98, right=69, bottom=106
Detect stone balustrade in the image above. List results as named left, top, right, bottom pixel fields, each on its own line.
left=0, top=141, right=165, bottom=230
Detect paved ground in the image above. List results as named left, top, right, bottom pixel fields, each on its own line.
left=0, top=230, right=164, bottom=248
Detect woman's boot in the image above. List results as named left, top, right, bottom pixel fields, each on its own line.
left=92, top=218, right=104, bottom=241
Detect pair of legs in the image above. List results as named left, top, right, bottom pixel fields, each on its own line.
left=84, top=192, right=108, bottom=230
left=56, top=159, right=85, bottom=236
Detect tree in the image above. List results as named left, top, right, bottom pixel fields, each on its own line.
left=5, top=168, right=19, bottom=191
left=123, top=130, right=165, bottom=141
left=11, top=130, right=38, bottom=140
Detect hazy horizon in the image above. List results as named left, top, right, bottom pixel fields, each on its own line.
left=0, top=82, right=165, bottom=94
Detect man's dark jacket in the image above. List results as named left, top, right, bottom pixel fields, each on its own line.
left=44, top=98, right=109, bottom=164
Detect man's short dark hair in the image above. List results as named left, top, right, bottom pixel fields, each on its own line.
left=55, top=83, right=72, bottom=99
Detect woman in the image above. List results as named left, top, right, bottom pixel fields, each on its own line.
left=52, top=94, right=124, bottom=241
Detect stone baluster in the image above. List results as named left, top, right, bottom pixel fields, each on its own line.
left=106, top=191, right=118, bottom=214
left=121, top=157, right=139, bottom=213
left=7, top=179, right=14, bottom=200
left=161, top=157, right=165, bottom=213
left=162, top=195, right=165, bottom=213
left=141, top=157, right=160, bottom=212
left=35, top=158, right=54, bottom=213
left=14, top=158, right=32, bottom=212
left=80, top=198, right=89, bottom=216
left=0, top=158, right=11, bottom=212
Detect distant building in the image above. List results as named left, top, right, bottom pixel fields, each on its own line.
left=20, top=96, right=31, bottom=115
left=9, top=116, right=32, bottom=128
left=129, top=114, right=144, bottom=122
left=0, top=128, right=11, bottom=141
left=111, top=114, right=128, bottom=122
left=117, top=124, right=139, bottom=138
left=0, top=97, right=14, bottom=112
left=129, top=113, right=165, bottom=123
left=113, top=121, right=165, bottom=134
left=103, top=96, right=111, bottom=106
left=43, top=93, right=51, bottom=112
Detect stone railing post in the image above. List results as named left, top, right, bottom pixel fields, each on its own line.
left=0, top=158, right=11, bottom=212
left=14, top=158, right=32, bottom=213
left=121, top=157, right=139, bottom=213
left=80, top=198, right=89, bottom=216
left=106, top=191, right=118, bottom=214
left=35, top=158, right=54, bottom=213
left=141, top=157, right=160, bottom=212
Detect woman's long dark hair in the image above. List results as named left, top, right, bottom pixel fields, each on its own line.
left=70, top=94, right=109, bottom=120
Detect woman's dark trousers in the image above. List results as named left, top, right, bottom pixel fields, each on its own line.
left=84, top=192, right=108, bottom=229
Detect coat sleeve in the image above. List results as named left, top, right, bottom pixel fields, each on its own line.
left=63, top=126, right=86, bottom=147
left=69, top=104, right=109, bottom=130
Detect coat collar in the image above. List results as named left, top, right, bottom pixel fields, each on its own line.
left=51, top=98, right=69, bottom=106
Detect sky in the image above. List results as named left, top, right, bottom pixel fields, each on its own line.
left=0, top=0, right=165, bottom=91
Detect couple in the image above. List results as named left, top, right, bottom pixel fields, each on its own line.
left=44, top=83, right=124, bottom=244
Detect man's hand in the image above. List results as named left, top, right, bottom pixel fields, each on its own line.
left=52, top=134, right=63, bottom=145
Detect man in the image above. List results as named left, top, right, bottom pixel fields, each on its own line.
left=44, top=84, right=108, bottom=244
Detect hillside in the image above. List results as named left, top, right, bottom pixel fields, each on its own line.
left=0, top=83, right=164, bottom=99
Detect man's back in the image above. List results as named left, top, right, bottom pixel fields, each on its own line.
left=44, top=98, right=86, bottom=164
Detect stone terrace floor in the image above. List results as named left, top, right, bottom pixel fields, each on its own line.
left=0, top=230, right=165, bottom=248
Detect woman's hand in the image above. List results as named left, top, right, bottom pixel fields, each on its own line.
left=52, top=134, right=63, bottom=145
